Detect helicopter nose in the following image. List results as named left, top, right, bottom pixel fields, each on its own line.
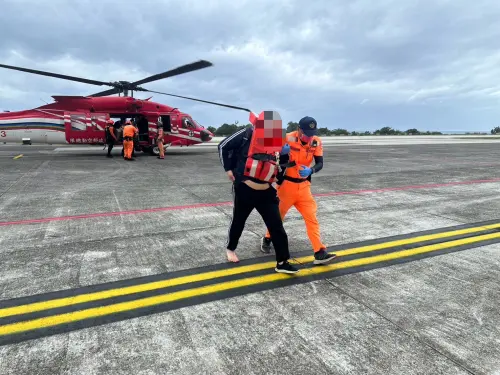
left=201, top=129, right=213, bottom=142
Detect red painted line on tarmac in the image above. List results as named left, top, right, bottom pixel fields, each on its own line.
left=1, top=178, right=500, bottom=227
left=0, top=202, right=233, bottom=227
left=312, top=178, right=500, bottom=197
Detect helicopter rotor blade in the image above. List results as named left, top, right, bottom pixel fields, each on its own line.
left=89, top=87, right=122, bottom=97
left=130, top=60, right=213, bottom=86
left=140, top=88, right=252, bottom=113
left=0, top=63, right=113, bottom=86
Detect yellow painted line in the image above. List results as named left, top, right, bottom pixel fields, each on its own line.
left=0, top=222, right=499, bottom=319
left=0, top=231, right=499, bottom=337
left=12, top=154, right=23, bottom=160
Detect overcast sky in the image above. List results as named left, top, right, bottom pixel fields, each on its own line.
left=1, top=0, right=500, bottom=132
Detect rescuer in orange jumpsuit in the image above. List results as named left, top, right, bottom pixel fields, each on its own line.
left=122, top=120, right=137, bottom=161
left=157, top=118, right=165, bottom=159
left=261, top=116, right=337, bottom=265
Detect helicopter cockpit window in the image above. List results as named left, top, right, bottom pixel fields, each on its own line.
left=192, top=118, right=204, bottom=129
left=182, top=117, right=196, bottom=129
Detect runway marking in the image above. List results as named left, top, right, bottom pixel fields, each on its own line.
left=0, top=220, right=499, bottom=345
left=1, top=177, right=500, bottom=227
left=2, top=221, right=499, bottom=319
left=12, top=154, right=23, bottom=159
left=1, top=220, right=499, bottom=319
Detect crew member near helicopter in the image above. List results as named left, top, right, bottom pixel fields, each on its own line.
left=132, top=118, right=141, bottom=155
left=119, top=118, right=137, bottom=158
left=260, top=116, right=337, bottom=265
left=104, top=118, right=117, bottom=158
left=157, top=118, right=165, bottom=159
left=122, top=120, right=137, bottom=161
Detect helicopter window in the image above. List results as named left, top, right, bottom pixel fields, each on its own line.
left=90, top=115, right=107, bottom=130
left=70, top=114, right=86, bottom=131
left=182, top=117, right=196, bottom=129
left=192, top=118, right=204, bottom=129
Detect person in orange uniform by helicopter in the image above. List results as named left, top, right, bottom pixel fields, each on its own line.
left=122, top=120, right=137, bottom=161
left=261, top=116, right=337, bottom=265
left=157, top=117, right=165, bottom=159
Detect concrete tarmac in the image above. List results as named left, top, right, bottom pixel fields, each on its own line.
left=0, top=139, right=499, bottom=375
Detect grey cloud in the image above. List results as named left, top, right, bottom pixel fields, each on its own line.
left=1, top=0, right=500, bottom=131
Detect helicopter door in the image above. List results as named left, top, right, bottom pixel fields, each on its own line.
left=160, top=115, right=171, bottom=132
left=64, top=111, right=107, bottom=144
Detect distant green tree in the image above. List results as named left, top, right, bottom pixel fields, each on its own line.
left=378, top=126, right=396, bottom=135
left=208, top=122, right=444, bottom=137
left=287, top=121, right=298, bottom=132
left=214, top=123, right=237, bottom=136
left=331, top=128, right=349, bottom=135
left=491, top=126, right=500, bottom=134
left=317, top=127, right=331, bottom=136
left=405, top=128, right=420, bottom=135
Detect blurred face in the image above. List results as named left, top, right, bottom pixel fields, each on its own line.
left=254, top=110, right=286, bottom=148
left=298, top=128, right=313, bottom=143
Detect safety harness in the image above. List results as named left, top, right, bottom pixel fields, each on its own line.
left=280, top=134, right=319, bottom=183
left=241, top=129, right=295, bottom=183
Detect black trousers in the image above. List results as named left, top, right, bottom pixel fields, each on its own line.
left=226, top=182, right=290, bottom=263
left=107, top=142, right=114, bottom=155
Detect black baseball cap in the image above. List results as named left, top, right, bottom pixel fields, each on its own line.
left=299, top=116, right=318, bottom=136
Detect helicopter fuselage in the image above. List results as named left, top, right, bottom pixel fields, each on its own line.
left=0, top=96, right=213, bottom=153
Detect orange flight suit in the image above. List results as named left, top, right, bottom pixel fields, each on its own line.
left=123, top=124, right=137, bottom=160
left=157, top=127, right=165, bottom=159
left=265, top=130, right=326, bottom=252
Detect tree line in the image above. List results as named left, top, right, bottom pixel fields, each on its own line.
left=206, top=122, right=500, bottom=136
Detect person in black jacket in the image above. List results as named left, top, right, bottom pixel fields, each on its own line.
left=104, top=119, right=117, bottom=157
left=218, top=126, right=299, bottom=274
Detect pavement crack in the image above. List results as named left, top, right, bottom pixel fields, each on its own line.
left=424, top=213, right=500, bottom=234
left=112, top=190, right=124, bottom=222
left=4, top=224, right=231, bottom=254
left=291, top=264, right=479, bottom=375
left=0, top=160, right=44, bottom=199
left=424, top=212, right=467, bottom=224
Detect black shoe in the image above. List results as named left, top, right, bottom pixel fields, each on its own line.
left=275, top=261, right=299, bottom=274
left=106, top=154, right=113, bottom=158
left=260, top=237, right=272, bottom=253
left=313, top=249, right=337, bottom=265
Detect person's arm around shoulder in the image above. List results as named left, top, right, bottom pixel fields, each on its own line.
left=218, top=127, right=250, bottom=181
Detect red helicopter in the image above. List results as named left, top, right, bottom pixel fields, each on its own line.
left=0, top=60, right=251, bottom=156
